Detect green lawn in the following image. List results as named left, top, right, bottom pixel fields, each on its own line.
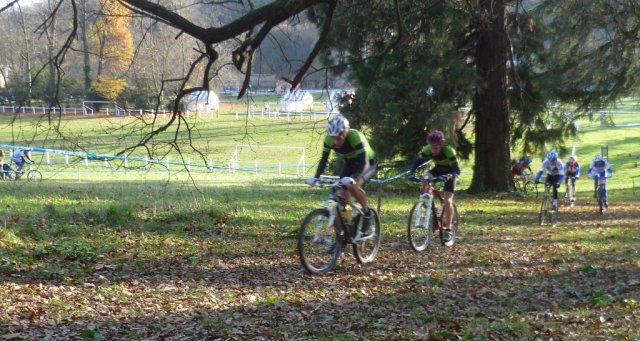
left=0, top=104, right=638, bottom=339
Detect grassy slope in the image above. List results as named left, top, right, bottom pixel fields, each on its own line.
left=0, top=104, right=638, bottom=339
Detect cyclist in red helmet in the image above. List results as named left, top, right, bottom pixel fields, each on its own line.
left=407, top=130, right=461, bottom=246
left=511, top=156, right=532, bottom=183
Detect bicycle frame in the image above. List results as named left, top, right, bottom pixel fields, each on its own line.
left=315, top=178, right=365, bottom=243
left=537, top=182, right=557, bottom=226
left=407, top=175, right=459, bottom=250
left=417, top=180, right=444, bottom=230
left=594, top=175, right=609, bottom=214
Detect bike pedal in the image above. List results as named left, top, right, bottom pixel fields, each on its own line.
left=352, top=233, right=374, bottom=243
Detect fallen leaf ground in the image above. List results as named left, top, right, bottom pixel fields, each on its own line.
left=1, top=194, right=639, bottom=340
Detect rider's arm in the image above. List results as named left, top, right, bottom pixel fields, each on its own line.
left=444, top=147, right=461, bottom=176
left=313, top=150, right=330, bottom=179
left=409, top=156, right=427, bottom=175
left=535, top=161, right=546, bottom=182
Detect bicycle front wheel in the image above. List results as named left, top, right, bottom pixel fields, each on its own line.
left=353, top=209, right=381, bottom=264
left=598, top=187, right=605, bottom=215
left=27, top=170, right=42, bottom=182
left=438, top=204, right=459, bottom=246
left=298, top=208, right=341, bottom=275
left=539, top=195, right=549, bottom=226
left=407, top=201, right=435, bottom=251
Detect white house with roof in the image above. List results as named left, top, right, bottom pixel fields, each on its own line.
left=279, top=90, right=314, bottom=112
left=183, top=90, right=219, bottom=113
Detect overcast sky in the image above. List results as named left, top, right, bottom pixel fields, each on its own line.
left=0, top=0, right=39, bottom=7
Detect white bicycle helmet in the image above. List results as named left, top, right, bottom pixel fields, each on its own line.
left=569, top=155, right=577, bottom=162
left=594, top=154, right=602, bottom=161
left=326, top=114, right=350, bottom=137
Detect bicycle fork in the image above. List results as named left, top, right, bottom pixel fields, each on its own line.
left=414, top=193, right=434, bottom=228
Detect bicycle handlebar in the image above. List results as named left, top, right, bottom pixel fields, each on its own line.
left=408, top=174, right=452, bottom=183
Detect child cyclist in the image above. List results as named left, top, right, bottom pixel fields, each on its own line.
left=535, top=150, right=564, bottom=211
left=564, top=155, right=581, bottom=202
left=587, top=154, right=613, bottom=207
left=406, top=130, right=461, bottom=246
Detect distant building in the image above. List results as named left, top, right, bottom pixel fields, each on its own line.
left=279, top=90, right=313, bottom=112
left=184, top=90, right=219, bottom=113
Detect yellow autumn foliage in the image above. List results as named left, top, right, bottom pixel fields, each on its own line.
left=91, top=0, right=134, bottom=98
left=92, top=75, right=128, bottom=100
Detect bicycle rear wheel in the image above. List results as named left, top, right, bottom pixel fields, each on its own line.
left=353, top=209, right=381, bottom=264
left=27, top=170, right=42, bottom=182
left=539, top=194, right=549, bottom=226
left=438, top=204, right=459, bottom=246
left=407, top=201, right=435, bottom=251
left=298, top=208, right=341, bottom=275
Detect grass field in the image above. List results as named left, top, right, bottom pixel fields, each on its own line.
left=0, top=102, right=638, bottom=339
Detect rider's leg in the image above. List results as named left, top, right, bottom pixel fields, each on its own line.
left=442, top=191, right=455, bottom=229
left=348, top=178, right=370, bottom=212
left=14, top=161, right=24, bottom=180
left=548, top=175, right=559, bottom=209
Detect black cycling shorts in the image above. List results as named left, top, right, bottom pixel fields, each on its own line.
left=428, top=167, right=457, bottom=193
left=340, top=159, right=377, bottom=184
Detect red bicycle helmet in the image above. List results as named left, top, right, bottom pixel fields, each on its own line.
left=426, top=130, right=445, bottom=145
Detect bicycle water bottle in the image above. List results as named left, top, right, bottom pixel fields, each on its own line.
left=339, top=205, right=351, bottom=224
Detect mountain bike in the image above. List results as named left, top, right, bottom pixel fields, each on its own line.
left=594, top=175, right=610, bottom=215
left=407, top=175, right=459, bottom=251
left=514, top=171, right=536, bottom=196
left=298, top=176, right=381, bottom=275
left=537, top=181, right=558, bottom=226
left=564, top=176, right=578, bottom=207
left=0, top=164, right=42, bottom=182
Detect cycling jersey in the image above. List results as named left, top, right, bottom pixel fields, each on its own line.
left=409, top=145, right=460, bottom=193
left=409, top=145, right=461, bottom=176
left=511, top=161, right=530, bottom=176
left=588, top=159, right=612, bottom=178
left=11, top=149, right=32, bottom=165
left=535, top=158, right=564, bottom=183
left=565, top=161, right=580, bottom=176
left=314, top=129, right=376, bottom=181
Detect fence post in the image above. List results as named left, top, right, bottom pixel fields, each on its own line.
left=45, top=151, right=50, bottom=165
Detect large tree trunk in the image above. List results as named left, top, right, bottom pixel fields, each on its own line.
left=469, top=0, right=510, bottom=192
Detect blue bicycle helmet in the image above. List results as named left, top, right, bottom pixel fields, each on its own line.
left=522, top=156, right=532, bottom=164
left=547, top=150, right=558, bottom=161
